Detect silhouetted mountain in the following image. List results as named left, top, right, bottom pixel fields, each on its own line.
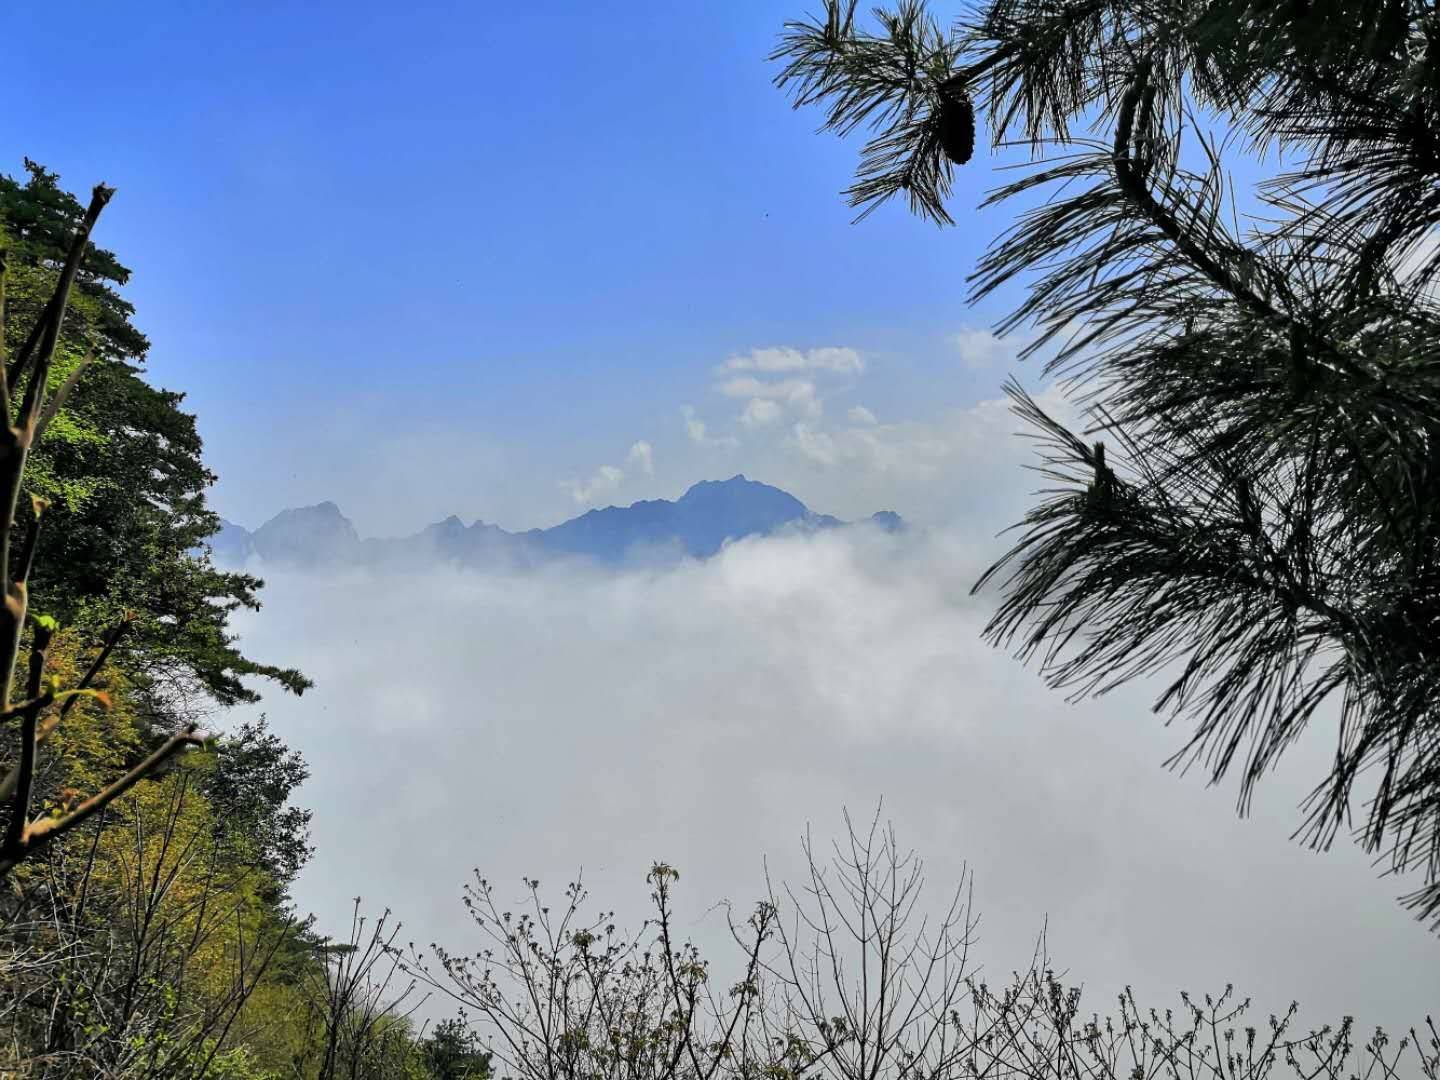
left=529, top=475, right=845, bottom=562
left=869, top=510, right=905, bottom=533
left=209, top=520, right=256, bottom=565
left=250, top=501, right=360, bottom=567
left=203, top=477, right=904, bottom=571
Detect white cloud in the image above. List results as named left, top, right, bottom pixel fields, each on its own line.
left=949, top=325, right=1020, bottom=370
left=720, top=346, right=863, bottom=375
left=807, top=346, right=864, bottom=374
left=232, top=529, right=1439, bottom=1040
left=739, top=398, right=783, bottom=428
left=848, top=405, right=878, bottom=425
left=717, top=377, right=822, bottom=421
left=717, top=376, right=811, bottom=400
left=565, top=441, right=656, bottom=505
left=780, top=381, right=1074, bottom=485
left=785, top=421, right=840, bottom=466
left=710, top=347, right=862, bottom=430
left=681, top=405, right=739, bottom=450
left=626, top=440, right=654, bottom=476
left=565, top=463, right=625, bottom=505
left=682, top=404, right=707, bottom=443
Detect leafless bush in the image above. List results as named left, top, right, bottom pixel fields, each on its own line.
left=404, top=809, right=1437, bottom=1080
left=957, top=944, right=1440, bottom=1080
left=403, top=808, right=978, bottom=1080
left=291, top=897, right=426, bottom=1080
left=757, top=807, right=979, bottom=1080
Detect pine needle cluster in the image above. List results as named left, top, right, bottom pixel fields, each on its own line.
left=775, top=0, right=1440, bottom=929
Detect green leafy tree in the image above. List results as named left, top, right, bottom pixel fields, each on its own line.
left=198, top=716, right=314, bottom=900
left=0, top=163, right=305, bottom=877
left=0, top=178, right=192, bottom=874
left=0, top=159, right=307, bottom=712
left=774, top=1, right=1440, bottom=927
left=421, top=1018, right=492, bottom=1080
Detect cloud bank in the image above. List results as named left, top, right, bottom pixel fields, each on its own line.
left=229, top=524, right=1439, bottom=1035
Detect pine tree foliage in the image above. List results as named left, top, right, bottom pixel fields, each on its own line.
left=0, top=160, right=310, bottom=712
left=774, top=1, right=1440, bottom=928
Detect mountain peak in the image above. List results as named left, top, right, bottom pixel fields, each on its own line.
left=678, top=474, right=770, bottom=500
left=264, top=500, right=348, bottom=522
left=669, top=476, right=812, bottom=557
left=870, top=510, right=905, bottom=533
left=206, top=478, right=902, bottom=570
left=251, top=501, right=360, bottom=566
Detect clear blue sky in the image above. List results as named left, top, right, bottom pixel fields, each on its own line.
left=0, top=1, right=1176, bottom=532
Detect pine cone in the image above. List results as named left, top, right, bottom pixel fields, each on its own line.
left=936, top=75, right=975, bottom=165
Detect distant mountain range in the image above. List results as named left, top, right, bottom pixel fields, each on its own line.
left=205, top=475, right=904, bottom=570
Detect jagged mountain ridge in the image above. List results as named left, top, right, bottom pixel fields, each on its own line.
left=208, top=475, right=903, bottom=569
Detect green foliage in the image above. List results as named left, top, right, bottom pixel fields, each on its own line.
left=421, top=1019, right=493, bottom=1080
left=196, top=716, right=314, bottom=895
left=0, top=158, right=342, bottom=1077
left=0, top=159, right=309, bottom=709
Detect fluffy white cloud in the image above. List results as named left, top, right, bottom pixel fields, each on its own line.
left=786, top=421, right=840, bottom=466
left=847, top=405, right=878, bottom=425
left=720, top=346, right=863, bottom=375
left=718, top=377, right=822, bottom=421
left=565, top=441, right=654, bottom=504
left=717, top=375, right=812, bottom=401
left=949, top=325, right=1021, bottom=369
left=710, top=346, right=863, bottom=430
left=779, top=382, right=1074, bottom=486
left=626, top=440, right=655, bottom=476
left=231, top=528, right=1439, bottom=1039
left=682, top=404, right=707, bottom=443
left=565, top=463, right=625, bottom=505
left=739, top=398, right=784, bottom=428
left=681, top=405, right=739, bottom=449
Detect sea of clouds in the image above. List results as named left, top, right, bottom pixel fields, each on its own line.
left=225, top=520, right=1440, bottom=1035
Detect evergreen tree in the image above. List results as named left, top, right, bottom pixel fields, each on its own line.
left=420, top=1019, right=492, bottom=1080
left=0, top=159, right=308, bottom=712
left=774, top=0, right=1440, bottom=927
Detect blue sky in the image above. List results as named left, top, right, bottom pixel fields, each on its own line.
left=1, top=0, right=1054, bottom=533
